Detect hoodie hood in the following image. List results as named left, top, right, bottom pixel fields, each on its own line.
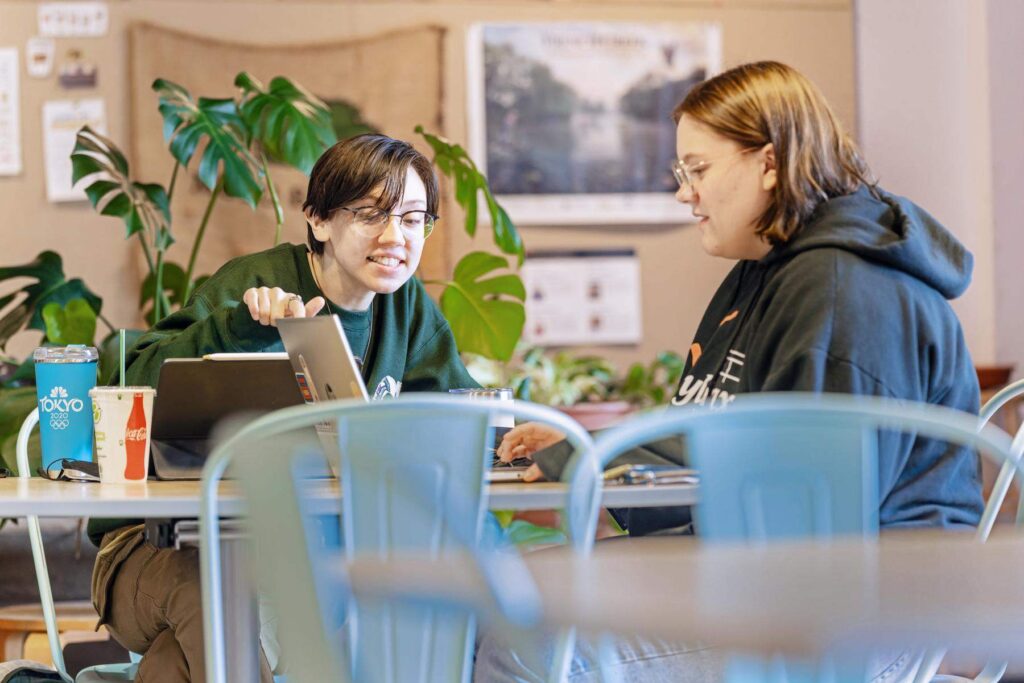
left=763, top=185, right=973, bottom=300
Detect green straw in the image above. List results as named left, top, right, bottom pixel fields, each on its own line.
left=119, top=329, right=125, bottom=388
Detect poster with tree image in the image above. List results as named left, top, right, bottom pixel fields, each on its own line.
left=467, top=22, right=721, bottom=225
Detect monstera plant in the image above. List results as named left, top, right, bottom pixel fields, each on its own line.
left=67, top=73, right=525, bottom=360
left=0, top=251, right=110, bottom=472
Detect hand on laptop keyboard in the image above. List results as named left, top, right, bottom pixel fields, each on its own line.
left=492, top=455, right=534, bottom=469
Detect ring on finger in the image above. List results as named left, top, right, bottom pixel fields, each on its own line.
left=288, top=294, right=302, bottom=304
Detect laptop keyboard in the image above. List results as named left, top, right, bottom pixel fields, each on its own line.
left=492, top=455, right=533, bottom=469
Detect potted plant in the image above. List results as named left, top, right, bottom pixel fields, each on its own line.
left=466, top=347, right=686, bottom=430
left=0, top=253, right=111, bottom=473
left=1, top=71, right=528, bottom=472
left=69, top=73, right=526, bottom=361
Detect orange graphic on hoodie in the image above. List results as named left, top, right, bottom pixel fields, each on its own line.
left=689, top=343, right=702, bottom=366
left=719, top=310, right=739, bottom=326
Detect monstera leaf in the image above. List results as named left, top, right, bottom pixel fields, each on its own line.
left=415, top=126, right=524, bottom=264
left=327, top=99, right=379, bottom=142
left=41, top=298, right=97, bottom=346
left=0, top=386, right=40, bottom=474
left=71, top=126, right=172, bottom=249
left=152, top=78, right=263, bottom=208
left=437, top=252, right=525, bottom=362
left=0, top=251, right=103, bottom=350
left=235, top=72, right=337, bottom=175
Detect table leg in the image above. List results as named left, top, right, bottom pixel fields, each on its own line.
left=219, top=535, right=261, bottom=682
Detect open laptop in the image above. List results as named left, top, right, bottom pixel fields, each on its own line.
left=149, top=356, right=309, bottom=480
left=277, top=315, right=529, bottom=482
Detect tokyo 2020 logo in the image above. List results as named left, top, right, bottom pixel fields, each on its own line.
left=39, top=385, right=84, bottom=430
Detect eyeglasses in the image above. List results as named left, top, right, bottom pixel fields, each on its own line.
left=671, top=147, right=758, bottom=193
left=336, top=206, right=437, bottom=240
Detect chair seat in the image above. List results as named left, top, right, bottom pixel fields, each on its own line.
left=0, top=600, right=98, bottom=633
left=76, top=662, right=138, bottom=682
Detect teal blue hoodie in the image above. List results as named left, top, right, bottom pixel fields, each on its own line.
left=536, top=186, right=983, bottom=533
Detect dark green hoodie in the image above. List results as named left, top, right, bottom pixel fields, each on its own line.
left=536, top=186, right=983, bottom=534
left=88, top=242, right=478, bottom=545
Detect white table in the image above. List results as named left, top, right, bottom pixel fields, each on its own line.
left=0, top=476, right=698, bottom=679
left=0, top=477, right=698, bottom=517
left=345, top=530, right=1024, bottom=664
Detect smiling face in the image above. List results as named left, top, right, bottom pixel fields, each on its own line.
left=307, top=165, right=427, bottom=310
left=675, top=115, right=776, bottom=260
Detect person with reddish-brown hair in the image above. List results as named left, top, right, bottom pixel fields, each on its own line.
left=477, top=61, right=979, bottom=683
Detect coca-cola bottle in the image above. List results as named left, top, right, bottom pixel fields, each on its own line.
left=124, top=392, right=149, bottom=480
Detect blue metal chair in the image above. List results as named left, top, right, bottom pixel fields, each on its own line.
left=564, top=393, right=1024, bottom=683
left=914, top=379, right=1024, bottom=683
left=16, top=409, right=140, bottom=683
left=974, top=378, right=1024, bottom=540
left=199, top=394, right=599, bottom=683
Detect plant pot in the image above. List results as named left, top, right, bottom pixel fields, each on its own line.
left=558, top=400, right=635, bottom=431
left=976, top=365, right=1015, bottom=391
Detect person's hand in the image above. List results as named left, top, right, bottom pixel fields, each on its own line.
left=522, top=464, right=545, bottom=482
left=242, top=287, right=326, bottom=327
left=496, top=422, right=566, bottom=463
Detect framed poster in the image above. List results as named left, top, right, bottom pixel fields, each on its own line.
left=467, top=22, right=721, bottom=225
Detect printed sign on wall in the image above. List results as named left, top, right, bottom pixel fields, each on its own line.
left=0, top=48, right=22, bottom=176
left=522, top=249, right=643, bottom=346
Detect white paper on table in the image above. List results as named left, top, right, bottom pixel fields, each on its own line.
left=0, top=48, right=22, bottom=176
left=522, top=249, right=643, bottom=346
left=42, top=98, right=106, bottom=202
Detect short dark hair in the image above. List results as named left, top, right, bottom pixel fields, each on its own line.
left=303, top=134, right=439, bottom=254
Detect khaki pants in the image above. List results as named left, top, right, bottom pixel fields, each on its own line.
left=93, top=530, right=273, bottom=683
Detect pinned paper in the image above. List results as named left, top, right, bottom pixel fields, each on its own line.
left=522, top=249, right=643, bottom=345
left=42, top=98, right=106, bottom=202
left=38, top=2, right=109, bottom=37
left=0, top=48, right=21, bottom=176
left=26, top=37, right=55, bottom=78
left=57, top=49, right=97, bottom=89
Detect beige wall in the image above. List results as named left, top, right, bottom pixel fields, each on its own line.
left=856, top=0, right=1024, bottom=374
left=0, top=0, right=855, bottom=369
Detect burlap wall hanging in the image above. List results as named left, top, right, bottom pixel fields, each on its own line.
left=127, top=22, right=447, bottom=291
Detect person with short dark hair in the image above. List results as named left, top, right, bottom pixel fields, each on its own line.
left=88, top=134, right=477, bottom=682
left=477, top=61, right=980, bottom=683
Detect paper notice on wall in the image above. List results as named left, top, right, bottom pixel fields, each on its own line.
left=42, top=98, right=106, bottom=202
left=38, top=3, right=109, bottom=37
left=522, top=249, right=643, bottom=346
left=0, top=48, right=22, bottom=176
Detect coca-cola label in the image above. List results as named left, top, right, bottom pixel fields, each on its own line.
left=125, top=427, right=147, bottom=441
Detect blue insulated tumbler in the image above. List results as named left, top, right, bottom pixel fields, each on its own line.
left=34, top=345, right=99, bottom=465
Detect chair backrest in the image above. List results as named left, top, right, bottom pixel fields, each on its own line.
left=202, top=394, right=595, bottom=683
left=16, top=410, right=140, bottom=683
left=976, top=378, right=1024, bottom=539
left=569, top=393, right=1021, bottom=544
left=16, top=408, right=72, bottom=682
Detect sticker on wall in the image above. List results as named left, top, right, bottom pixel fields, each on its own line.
left=38, top=2, right=109, bottom=38
left=0, top=48, right=22, bottom=176
left=26, top=37, right=55, bottom=79
left=57, top=49, right=97, bottom=89
left=42, top=98, right=106, bottom=202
